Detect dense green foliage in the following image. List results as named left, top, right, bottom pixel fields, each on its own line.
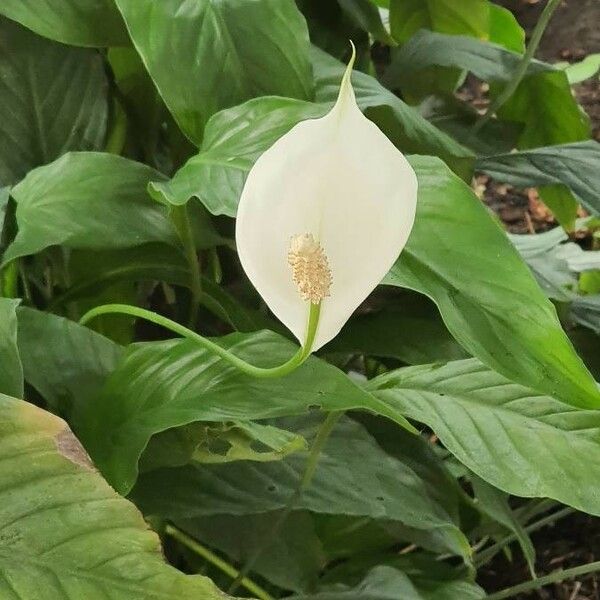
left=0, top=1, right=599, bottom=598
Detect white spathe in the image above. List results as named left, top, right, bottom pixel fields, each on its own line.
left=235, top=50, right=418, bottom=351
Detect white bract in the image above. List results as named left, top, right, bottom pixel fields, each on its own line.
left=236, top=48, right=418, bottom=352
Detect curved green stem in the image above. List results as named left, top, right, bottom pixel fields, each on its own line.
left=473, top=0, right=561, bottom=133
left=79, top=302, right=320, bottom=379
left=171, top=205, right=202, bottom=328
left=487, top=559, right=600, bottom=600
left=165, top=524, right=274, bottom=600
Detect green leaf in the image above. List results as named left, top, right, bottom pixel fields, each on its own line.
left=149, top=97, right=328, bottom=215
left=16, top=307, right=123, bottom=421
left=115, top=0, right=314, bottom=145
left=389, top=0, right=489, bottom=42
left=77, top=331, right=414, bottom=494
left=0, top=394, right=230, bottom=599
left=0, top=298, right=23, bottom=398
left=386, top=156, right=600, bottom=409
left=384, top=30, right=548, bottom=88
left=477, top=141, right=600, bottom=216
left=0, top=0, right=128, bottom=47
left=140, top=420, right=307, bottom=472
left=2, top=152, right=178, bottom=265
left=559, top=53, right=600, bottom=84
left=488, top=4, right=525, bottom=53
left=369, top=358, right=600, bottom=517
left=0, top=19, right=108, bottom=186
left=133, top=415, right=469, bottom=558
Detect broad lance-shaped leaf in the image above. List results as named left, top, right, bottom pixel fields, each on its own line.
left=368, top=359, right=600, bottom=516
left=0, top=0, right=128, bottom=47
left=149, top=98, right=329, bottom=215
left=236, top=50, right=417, bottom=351
left=132, top=415, right=470, bottom=560
left=115, top=0, right=313, bottom=145
left=76, top=330, right=415, bottom=494
left=0, top=394, right=231, bottom=599
left=386, top=155, right=600, bottom=409
left=2, top=152, right=178, bottom=266
left=0, top=19, right=107, bottom=186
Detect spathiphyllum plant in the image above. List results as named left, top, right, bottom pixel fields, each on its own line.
left=2, top=1, right=600, bottom=598
left=82, top=47, right=418, bottom=378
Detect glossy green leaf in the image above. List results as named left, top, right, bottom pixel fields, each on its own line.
left=77, top=331, right=414, bottom=494
left=389, top=0, right=489, bottom=43
left=16, top=307, right=123, bottom=421
left=2, top=152, right=178, bottom=265
left=0, top=394, right=229, bottom=599
left=386, top=156, right=600, bottom=409
left=385, top=29, right=548, bottom=86
left=369, top=359, right=600, bottom=516
left=115, top=0, right=314, bottom=145
left=149, top=98, right=328, bottom=215
left=0, top=298, right=23, bottom=398
left=477, top=141, right=600, bottom=216
left=0, top=19, right=108, bottom=186
left=0, top=0, right=128, bottom=47
left=133, top=416, right=469, bottom=558
left=559, top=53, right=600, bottom=84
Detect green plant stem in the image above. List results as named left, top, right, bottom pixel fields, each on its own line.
left=171, top=205, right=202, bottom=328
left=228, top=411, right=343, bottom=595
left=474, top=506, right=574, bottom=568
left=473, top=0, right=561, bottom=133
left=165, top=524, right=274, bottom=600
left=79, top=302, right=320, bottom=378
left=487, top=559, right=600, bottom=600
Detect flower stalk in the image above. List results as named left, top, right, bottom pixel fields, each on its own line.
left=79, top=302, right=319, bottom=379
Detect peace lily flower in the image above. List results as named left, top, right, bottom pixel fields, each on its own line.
left=81, top=47, right=417, bottom=380
left=236, top=46, right=418, bottom=354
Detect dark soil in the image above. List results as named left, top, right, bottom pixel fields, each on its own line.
left=477, top=2, right=600, bottom=599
